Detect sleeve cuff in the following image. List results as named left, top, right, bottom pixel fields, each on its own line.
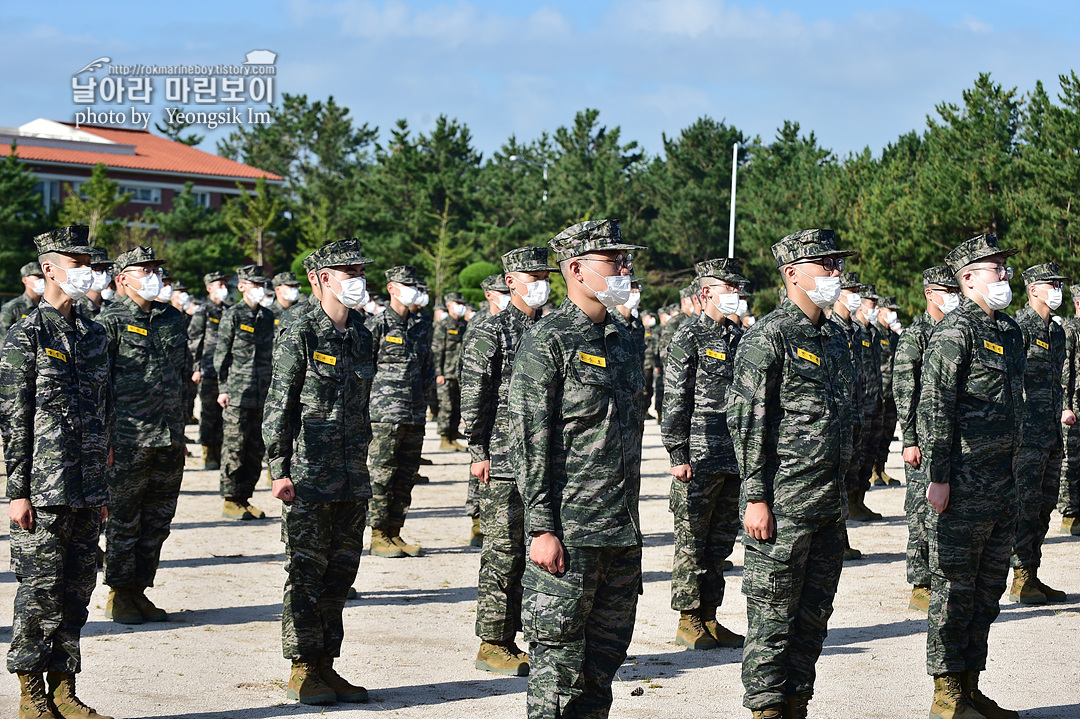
left=668, top=447, right=691, bottom=467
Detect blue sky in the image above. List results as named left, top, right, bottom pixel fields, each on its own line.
left=3, top=1, right=1078, bottom=160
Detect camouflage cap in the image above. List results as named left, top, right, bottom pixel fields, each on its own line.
left=839, top=271, right=861, bottom=290
left=1071, top=284, right=1080, bottom=299
left=771, top=229, right=856, bottom=268
left=679, top=284, right=697, bottom=300
left=34, top=225, right=94, bottom=256
left=502, top=246, right=558, bottom=274
left=203, top=270, right=231, bottom=286
left=306, top=239, right=374, bottom=273
left=115, top=246, right=164, bottom=272
left=1022, top=262, right=1070, bottom=286
left=385, top=265, right=420, bottom=285
left=944, top=233, right=1018, bottom=275
left=880, top=296, right=900, bottom=310
left=481, top=273, right=510, bottom=293
left=171, top=280, right=187, bottom=292
left=923, top=265, right=959, bottom=289
left=695, top=257, right=746, bottom=285
left=858, top=283, right=879, bottom=300
left=20, top=261, right=43, bottom=278
left=88, top=247, right=113, bottom=267
left=444, top=291, right=465, bottom=305
left=272, top=271, right=300, bottom=288
left=235, top=264, right=269, bottom=285
left=548, top=219, right=645, bottom=262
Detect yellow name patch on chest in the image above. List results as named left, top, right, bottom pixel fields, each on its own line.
left=313, top=351, right=337, bottom=365
left=240, top=324, right=255, bottom=333
left=448, top=329, right=459, bottom=335
left=45, top=348, right=67, bottom=362
left=645, top=332, right=653, bottom=338
left=881, top=339, right=890, bottom=348
left=210, top=317, right=220, bottom=324
left=274, top=319, right=280, bottom=325
left=705, top=348, right=726, bottom=361
left=984, top=340, right=1004, bottom=355
left=126, top=324, right=148, bottom=336
left=579, top=352, right=607, bottom=368
left=1036, top=339, right=1050, bottom=350
left=797, top=348, right=821, bottom=366
left=386, top=335, right=404, bottom=344
left=862, top=340, right=871, bottom=348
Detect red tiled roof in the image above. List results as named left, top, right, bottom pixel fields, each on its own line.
left=0, top=124, right=283, bottom=182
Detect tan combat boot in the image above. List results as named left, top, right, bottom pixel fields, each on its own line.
left=475, top=640, right=529, bottom=676
left=1060, top=516, right=1080, bottom=536
left=388, top=527, right=422, bottom=557
left=930, top=674, right=987, bottom=719
left=961, top=671, right=1017, bottom=719
left=203, top=444, right=221, bottom=471
left=286, top=660, right=335, bottom=705
left=369, top=528, right=406, bottom=558
left=317, top=657, right=368, bottom=702
left=440, top=436, right=467, bottom=452
left=130, top=590, right=167, bottom=622
left=750, top=705, right=783, bottom=719
left=844, top=544, right=863, bottom=562
left=909, top=585, right=930, bottom=613
left=1031, top=568, right=1068, bottom=603
left=849, top=490, right=883, bottom=522
left=701, top=605, right=744, bottom=648
left=872, top=462, right=888, bottom=487
left=104, top=588, right=145, bottom=625
left=785, top=692, right=812, bottom=719
left=469, top=517, right=484, bottom=548
left=878, top=461, right=901, bottom=486
left=1008, top=567, right=1047, bottom=605
left=222, top=499, right=255, bottom=521
left=16, top=673, right=56, bottom=719
left=243, top=500, right=266, bottom=520
left=675, top=610, right=717, bottom=650
left=47, top=673, right=113, bottom=719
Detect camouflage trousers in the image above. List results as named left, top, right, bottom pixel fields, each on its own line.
left=926, top=500, right=1015, bottom=675
left=653, top=371, right=664, bottom=421
left=669, top=472, right=740, bottom=611
left=842, top=421, right=864, bottom=550
left=436, top=378, right=462, bottom=439
left=904, top=467, right=931, bottom=587
left=8, top=507, right=100, bottom=674
left=281, top=498, right=367, bottom=661
left=465, top=473, right=480, bottom=518
left=476, top=478, right=525, bottom=642
left=367, top=422, right=424, bottom=530
left=1012, top=444, right=1063, bottom=568
left=105, top=444, right=184, bottom=589
left=858, top=404, right=884, bottom=487
left=1059, top=423, right=1080, bottom=517
left=643, top=366, right=654, bottom=414
left=742, top=518, right=844, bottom=710
left=184, top=376, right=197, bottom=424
left=197, top=375, right=223, bottom=447
left=220, top=404, right=265, bottom=502
left=522, top=544, right=641, bottom=719
left=876, top=396, right=897, bottom=466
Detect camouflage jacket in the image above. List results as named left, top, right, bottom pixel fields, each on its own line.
left=611, top=310, right=646, bottom=367
left=0, top=301, right=112, bottom=508
left=213, top=300, right=276, bottom=408
left=276, top=295, right=315, bottom=337
left=918, top=296, right=1024, bottom=505
left=0, top=294, right=39, bottom=338
left=834, top=315, right=866, bottom=432
left=1016, top=305, right=1065, bottom=449
left=263, top=304, right=375, bottom=502
left=410, top=309, right=436, bottom=390
left=75, top=295, right=108, bottom=319
left=856, top=316, right=883, bottom=412
left=878, top=322, right=897, bottom=400
left=187, top=299, right=231, bottom=377
left=661, top=312, right=741, bottom=474
left=643, top=323, right=661, bottom=373
left=660, top=312, right=692, bottom=364
left=893, top=312, right=935, bottom=448
left=369, top=307, right=435, bottom=424
left=460, top=305, right=536, bottom=475
left=98, top=296, right=188, bottom=447
left=432, top=314, right=467, bottom=380
left=508, top=298, right=646, bottom=547
left=1063, top=316, right=1080, bottom=414
left=727, top=301, right=855, bottom=522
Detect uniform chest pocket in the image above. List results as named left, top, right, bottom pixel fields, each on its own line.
left=971, top=346, right=1007, bottom=401
left=35, top=359, right=72, bottom=407
left=563, top=356, right=612, bottom=426
left=780, top=353, right=827, bottom=419
left=302, top=354, right=342, bottom=407
left=700, top=348, right=733, bottom=379
left=117, top=328, right=151, bottom=366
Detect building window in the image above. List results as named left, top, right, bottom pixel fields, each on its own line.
left=33, top=180, right=62, bottom=207
left=192, top=192, right=211, bottom=207
left=119, top=186, right=162, bottom=204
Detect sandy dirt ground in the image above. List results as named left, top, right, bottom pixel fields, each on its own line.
left=1, top=418, right=1078, bottom=719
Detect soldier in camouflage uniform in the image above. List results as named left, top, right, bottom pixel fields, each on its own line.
left=1009, top=262, right=1072, bottom=605
left=0, top=261, right=45, bottom=338
left=893, top=266, right=960, bottom=613
left=367, top=265, right=435, bottom=557
left=662, top=258, right=747, bottom=651
left=1, top=226, right=113, bottom=719
left=1060, top=283, right=1080, bottom=536
left=611, top=279, right=646, bottom=366
left=270, top=271, right=303, bottom=327
left=74, top=248, right=114, bottom=319
left=642, top=310, right=660, bottom=416
left=188, top=270, right=233, bottom=469
left=97, top=246, right=188, bottom=624
left=919, top=234, right=1023, bottom=719
left=461, top=247, right=557, bottom=677
left=850, top=284, right=884, bottom=521
left=433, top=291, right=469, bottom=451
left=214, top=265, right=275, bottom=520
left=872, top=297, right=902, bottom=486
left=728, top=230, right=854, bottom=719
left=167, top=281, right=198, bottom=424
left=656, top=288, right=696, bottom=422
left=509, top=220, right=646, bottom=719
left=263, top=239, right=375, bottom=706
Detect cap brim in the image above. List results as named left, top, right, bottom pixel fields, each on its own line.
left=42, top=245, right=94, bottom=256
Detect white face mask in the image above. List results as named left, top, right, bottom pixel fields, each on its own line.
left=884, top=310, right=897, bottom=324
left=100, top=287, right=115, bottom=301
left=495, top=293, right=511, bottom=311
left=329, top=276, right=368, bottom=309
left=709, top=290, right=741, bottom=316
left=623, top=292, right=641, bottom=310
left=364, top=300, right=378, bottom=314
left=416, top=291, right=430, bottom=308
left=448, top=302, right=466, bottom=318
left=90, top=269, right=111, bottom=292
left=134, top=273, right=163, bottom=302
left=177, top=291, right=191, bottom=308
left=864, top=307, right=880, bottom=324
left=259, top=295, right=275, bottom=308
left=54, top=266, right=94, bottom=300
left=581, top=263, right=632, bottom=308
left=1044, top=287, right=1063, bottom=310
left=795, top=267, right=842, bottom=309
left=157, top=285, right=174, bottom=302
left=890, top=321, right=902, bottom=332
left=515, top=279, right=551, bottom=309
left=976, top=278, right=1012, bottom=311
left=736, top=299, right=749, bottom=318
left=745, top=316, right=756, bottom=326
left=937, top=292, right=960, bottom=314
left=395, top=284, right=419, bottom=306
left=247, top=286, right=267, bottom=305
left=644, top=315, right=656, bottom=328
left=214, top=286, right=230, bottom=302
left=282, top=286, right=301, bottom=303
left=32, top=278, right=45, bottom=296
left=845, top=292, right=862, bottom=313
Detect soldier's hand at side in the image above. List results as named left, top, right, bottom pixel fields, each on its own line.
left=9, top=499, right=34, bottom=530
left=927, top=482, right=949, bottom=514
left=101, top=506, right=108, bottom=522
left=107, top=445, right=114, bottom=467
left=471, top=460, right=490, bottom=484
left=191, top=370, right=202, bottom=384
left=217, top=393, right=229, bottom=408
left=436, top=375, right=445, bottom=386
left=744, top=500, right=775, bottom=541
left=903, top=446, right=921, bottom=468
left=1063, top=410, right=1077, bottom=426
left=272, top=478, right=296, bottom=503
left=671, top=464, right=692, bottom=483
left=530, top=531, right=566, bottom=574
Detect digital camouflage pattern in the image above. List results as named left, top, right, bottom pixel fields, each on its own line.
left=668, top=473, right=740, bottom=611
left=856, top=306, right=884, bottom=483
left=367, top=422, right=424, bottom=530
left=876, top=320, right=899, bottom=464
left=769, top=228, right=856, bottom=268
left=546, top=219, right=644, bottom=262
left=74, top=294, right=108, bottom=319
left=610, top=309, right=646, bottom=367
left=475, top=478, right=525, bottom=642
left=0, top=294, right=39, bottom=338
left=432, top=311, right=467, bottom=437
left=832, top=307, right=867, bottom=507
left=368, top=306, right=435, bottom=425
left=187, top=297, right=231, bottom=446
left=918, top=293, right=1024, bottom=676
left=643, top=319, right=662, bottom=416
left=1062, top=308, right=1080, bottom=517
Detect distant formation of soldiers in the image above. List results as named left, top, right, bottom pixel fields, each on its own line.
left=1, top=222, right=1076, bottom=719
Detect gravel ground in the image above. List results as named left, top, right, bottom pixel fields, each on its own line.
left=1, top=419, right=1078, bottom=718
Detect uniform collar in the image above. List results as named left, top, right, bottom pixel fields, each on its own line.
left=563, top=296, right=608, bottom=342
left=37, top=298, right=86, bottom=337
